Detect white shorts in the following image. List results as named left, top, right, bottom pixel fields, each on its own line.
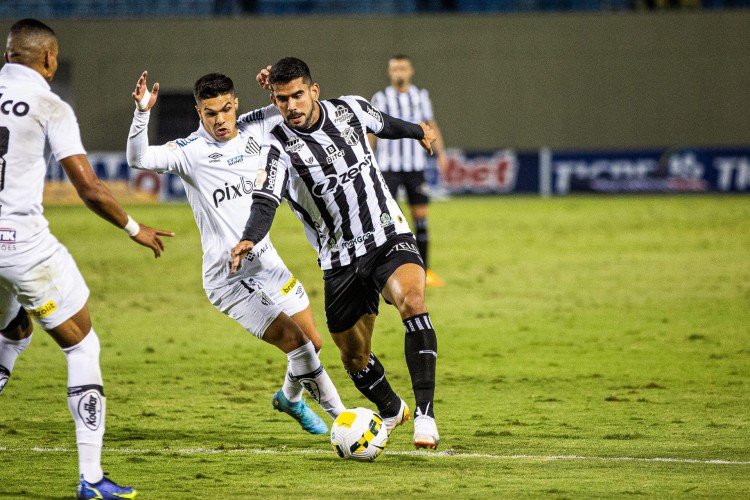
left=0, top=232, right=90, bottom=331
left=206, top=263, right=310, bottom=340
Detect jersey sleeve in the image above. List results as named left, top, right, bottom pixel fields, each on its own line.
left=45, top=99, right=86, bottom=161
left=420, top=88, right=434, bottom=122
left=345, top=95, right=385, bottom=135
left=237, top=104, right=283, bottom=147
left=253, top=141, right=289, bottom=206
left=126, top=109, right=188, bottom=175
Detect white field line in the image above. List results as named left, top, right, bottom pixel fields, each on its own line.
left=1, top=447, right=749, bottom=465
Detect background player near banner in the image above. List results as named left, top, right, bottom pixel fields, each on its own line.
left=0, top=18, right=172, bottom=500
left=370, top=55, right=448, bottom=287
left=231, top=57, right=441, bottom=450
left=126, top=70, right=346, bottom=435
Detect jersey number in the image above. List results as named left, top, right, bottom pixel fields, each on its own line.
left=0, top=127, right=8, bottom=192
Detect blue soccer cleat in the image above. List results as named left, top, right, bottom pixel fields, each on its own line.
left=76, top=474, right=137, bottom=499
left=272, top=389, right=328, bottom=435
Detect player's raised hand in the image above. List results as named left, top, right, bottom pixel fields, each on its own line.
left=256, top=66, right=272, bottom=90
left=132, top=71, right=159, bottom=112
left=131, top=224, right=175, bottom=258
left=418, top=122, right=437, bottom=156
left=230, top=240, right=255, bottom=274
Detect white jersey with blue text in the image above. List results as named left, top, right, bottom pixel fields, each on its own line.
left=0, top=63, right=87, bottom=260
left=253, top=96, right=411, bottom=271
left=126, top=105, right=286, bottom=290
left=370, top=85, right=434, bottom=173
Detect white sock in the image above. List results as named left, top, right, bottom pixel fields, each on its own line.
left=287, top=342, right=346, bottom=419
left=281, top=371, right=304, bottom=403
left=0, top=333, right=33, bottom=395
left=62, top=330, right=105, bottom=484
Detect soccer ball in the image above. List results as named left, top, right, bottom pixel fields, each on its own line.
left=330, top=407, right=388, bottom=461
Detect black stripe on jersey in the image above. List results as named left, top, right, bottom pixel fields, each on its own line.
left=286, top=196, right=324, bottom=268
left=367, top=167, right=398, bottom=242
left=271, top=125, right=343, bottom=268
left=327, top=99, right=379, bottom=255
left=355, top=98, right=384, bottom=134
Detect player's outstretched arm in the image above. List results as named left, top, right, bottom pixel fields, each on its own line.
left=132, top=70, right=159, bottom=112
left=60, top=154, right=174, bottom=257
left=375, top=113, right=437, bottom=155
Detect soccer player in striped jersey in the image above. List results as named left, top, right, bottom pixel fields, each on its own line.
left=126, top=71, right=346, bottom=437
left=231, top=57, right=441, bottom=449
left=0, top=19, right=173, bottom=499
left=370, top=55, right=448, bottom=287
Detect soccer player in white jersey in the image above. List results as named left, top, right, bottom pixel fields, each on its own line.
left=0, top=19, right=173, bottom=500
left=231, top=58, right=441, bottom=449
left=370, top=55, right=448, bottom=287
left=126, top=71, right=346, bottom=437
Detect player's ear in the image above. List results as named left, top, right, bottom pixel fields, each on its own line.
left=311, top=83, right=320, bottom=100
left=195, top=105, right=201, bottom=118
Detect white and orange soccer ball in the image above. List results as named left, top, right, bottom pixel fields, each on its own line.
left=330, top=407, right=388, bottom=461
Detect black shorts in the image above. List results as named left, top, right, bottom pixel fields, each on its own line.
left=323, top=233, right=425, bottom=333
left=382, top=171, right=430, bottom=206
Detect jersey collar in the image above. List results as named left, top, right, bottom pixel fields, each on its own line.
left=0, top=63, right=51, bottom=90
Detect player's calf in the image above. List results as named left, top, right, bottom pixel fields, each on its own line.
left=0, top=307, right=33, bottom=396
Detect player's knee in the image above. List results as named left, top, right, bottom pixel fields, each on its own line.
left=395, top=288, right=426, bottom=318
left=0, top=307, right=33, bottom=341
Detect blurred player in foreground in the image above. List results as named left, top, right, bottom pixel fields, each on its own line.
left=0, top=19, right=173, bottom=500
left=126, top=71, right=346, bottom=435
left=231, top=58, right=441, bottom=449
left=370, top=55, right=448, bottom=287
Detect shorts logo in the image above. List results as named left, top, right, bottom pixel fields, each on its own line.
left=281, top=276, right=298, bottom=295
left=0, top=228, right=16, bottom=242
left=259, top=291, right=274, bottom=306
left=77, top=390, right=103, bottom=431
left=295, top=285, right=304, bottom=297
left=245, top=137, right=261, bottom=155
left=385, top=241, right=421, bottom=258
left=341, top=126, right=359, bottom=146
left=285, top=137, right=303, bottom=153
left=334, top=105, right=353, bottom=124
left=29, top=300, right=57, bottom=318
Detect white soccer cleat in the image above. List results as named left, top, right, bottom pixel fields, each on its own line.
left=413, top=415, right=440, bottom=450
left=382, top=399, right=410, bottom=435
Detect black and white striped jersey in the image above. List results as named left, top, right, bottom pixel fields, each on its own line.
left=370, top=85, right=434, bottom=172
left=253, top=95, right=412, bottom=270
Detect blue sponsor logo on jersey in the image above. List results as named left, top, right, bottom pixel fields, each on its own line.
left=0, top=228, right=16, bottom=242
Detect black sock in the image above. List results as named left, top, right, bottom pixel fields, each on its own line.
left=404, top=312, right=437, bottom=419
left=346, top=353, right=401, bottom=418
left=415, top=217, right=429, bottom=268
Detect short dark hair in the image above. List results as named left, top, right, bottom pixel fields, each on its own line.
left=390, top=54, right=411, bottom=63
left=269, top=57, right=312, bottom=86
left=9, top=18, right=56, bottom=39
left=5, top=18, right=57, bottom=66
left=193, top=73, right=234, bottom=102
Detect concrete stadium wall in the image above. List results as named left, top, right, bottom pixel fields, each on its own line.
left=1, top=11, right=748, bottom=151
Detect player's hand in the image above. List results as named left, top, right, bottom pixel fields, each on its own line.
left=418, top=122, right=437, bottom=156
left=256, top=66, right=272, bottom=90
left=131, top=224, right=174, bottom=258
left=230, top=240, right=255, bottom=274
left=132, top=70, right=159, bottom=111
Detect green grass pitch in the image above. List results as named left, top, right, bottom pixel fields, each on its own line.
left=1, top=195, right=749, bottom=498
